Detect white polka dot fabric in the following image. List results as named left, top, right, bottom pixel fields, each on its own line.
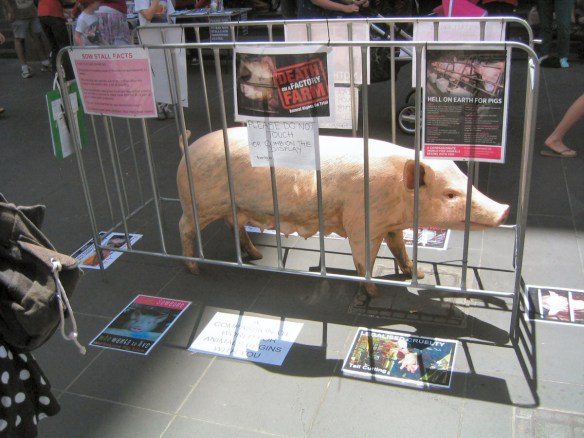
left=0, top=341, right=59, bottom=437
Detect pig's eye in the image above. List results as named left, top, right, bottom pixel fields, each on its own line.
left=446, top=191, right=457, bottom=199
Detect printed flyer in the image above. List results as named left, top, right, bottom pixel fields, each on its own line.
left=234, top=46, right=335, bottom=121
left=90, top=295, right=191, bottom=355
left=70, top=47, right=157, bottom=118
left=189, top=311, right=303, bottom=366
left=342, top=328, right=458, bottom=388
left=423, top=48, right=510, bottom=163
left=402, top=227, right=450, bottom=250
left=71, top=231, right=142, bottom=269
left=527, top=285, right=584, bottom=326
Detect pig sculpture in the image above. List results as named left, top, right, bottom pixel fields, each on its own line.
left=177, top=127, right=509, bottom=296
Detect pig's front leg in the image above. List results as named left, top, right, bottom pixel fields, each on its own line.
left=349, top=234, right=384, bottom=297
left=224, top=215, right=264, bottom=261
left=385, top=231, right=424, bottom=279
left=238, top=225, right=263, bottom=260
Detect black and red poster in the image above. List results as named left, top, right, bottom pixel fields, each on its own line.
left=234, top=46, right=335, bottom=121
left=423, top=48, right=510, bottom=163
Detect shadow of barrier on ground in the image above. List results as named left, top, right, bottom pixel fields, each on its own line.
left=181, top=284, right=539, bottom=407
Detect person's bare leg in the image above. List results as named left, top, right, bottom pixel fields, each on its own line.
left=14, top=38, right=27, bottom=65
left=544, top=93, right=584, bottom=156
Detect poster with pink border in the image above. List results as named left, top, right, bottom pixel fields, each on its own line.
left=423, top=47, right=510, bottom=163
left=70, top=47, right=157, bottom=118
left=90, top=295, right=191, bottom=355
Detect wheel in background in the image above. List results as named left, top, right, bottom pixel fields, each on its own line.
left=397, top=105, right=416, bottom=135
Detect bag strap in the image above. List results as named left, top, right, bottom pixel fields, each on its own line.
left=50, top=259, right=86, bottom=355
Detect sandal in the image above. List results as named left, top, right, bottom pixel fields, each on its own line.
left=540, top=147, right=577, bottom=158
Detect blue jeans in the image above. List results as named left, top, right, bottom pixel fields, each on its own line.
left=537, top=0, right=575, bottom=58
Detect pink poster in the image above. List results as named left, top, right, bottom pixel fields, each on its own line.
left=70, top=47, right=157, bottom=118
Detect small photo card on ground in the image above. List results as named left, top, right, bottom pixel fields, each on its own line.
left=72, top=231, right=142, bottom=269
left=527, top=285, right=584, bottom=326
left=342, top=328, right=458, bottom=388
left=90, top=295, right=191, bottom=355
left=189, top=311, right=303, bottom=366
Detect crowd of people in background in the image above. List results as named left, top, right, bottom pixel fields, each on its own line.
left=0, top=0, right=582, bottom=139
left=2, top=0, right=583, bottom=71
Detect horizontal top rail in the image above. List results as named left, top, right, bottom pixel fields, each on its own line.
left=140, top=15, right=535, bottom=45
left=67, top=39, right=537, bottom=54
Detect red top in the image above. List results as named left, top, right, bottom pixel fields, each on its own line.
left=37, top=0, right=65, bottom=18
left=99, top=0, right=128, bottom=14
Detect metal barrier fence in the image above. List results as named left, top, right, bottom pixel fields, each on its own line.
left=57, top=16, right=539, bottom=338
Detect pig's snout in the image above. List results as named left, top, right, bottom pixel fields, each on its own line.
left=498, top=204, right=510, bottom=224
left=468, top=191, right=510, bottom=230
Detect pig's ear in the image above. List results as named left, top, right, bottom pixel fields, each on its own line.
left=404, top=160, right=427, bottom=190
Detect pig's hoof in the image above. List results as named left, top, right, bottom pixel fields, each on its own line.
left=354, top=288, right=371, bottom=306
left=246, top=248, right=263, bottom=260
left=402, top=266, right=425, bottom=279
left=184, top=261, right=200, bottom=275
left=365, top=283, right=379, bottom=298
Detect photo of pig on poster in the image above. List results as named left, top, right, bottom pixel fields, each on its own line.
left=423, top=48, right=510, bottom=162
left=528, top=286, right=584, bottom=325
left=234, top=46, right=335, bottom=120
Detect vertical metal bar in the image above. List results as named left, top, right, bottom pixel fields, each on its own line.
left=103, top=116, right=132, bottom=249
left=361, top=46, right=371, bottom=282
left=195, top=27, right=213, bottom=132
left=460, top=161, right=474, bottom=290
left=230, top=22, right=236, bottom=42
left=510, top=51, right=539, bottom=339
left=214, top=48, right=242, bottom=265
left=306, top=22, right=326, bottom=275
left=266, top=21, right=282, bottom=268
left=125, top=119, right=145, bottom=206
left=265, top=123, right=284, bottom=269
left=269, top=167, right=284, bottom=269
left=180, top=131, right=204, bottom=261
left=411, top=45, right=423, bottom=286
left=159, top=28, right=182, bottom=142
left=347, top=22, right=356, bottom=137
left=141, top=118, right=167, bottom=253
left=315, top=124, right=326, bottom=276
left=107, top=117, right=131, bottom=219
left=390, top=23, right=397, bottom=143
left=90, top=115, right=115, bottom=224
left=57, top=48, right=105, bottom=270
left=176, top=94, right=204, bottom=260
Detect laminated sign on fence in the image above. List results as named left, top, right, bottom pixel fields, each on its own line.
left=45, top=81, right=88, bottom=159
left=70, top=47, right=157, bottom=118
left=423, top=48, right=510, bottom=162
left=234, top=46, right=335, bottom=170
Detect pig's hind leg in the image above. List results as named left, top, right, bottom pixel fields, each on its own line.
left=179, top=212, right=202, bottom=274
left=385, top=231, right=425, bottom=279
